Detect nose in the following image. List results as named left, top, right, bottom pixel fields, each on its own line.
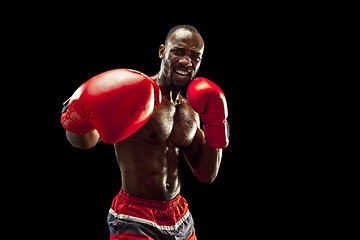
left=178, top=55, right=192, bottom=67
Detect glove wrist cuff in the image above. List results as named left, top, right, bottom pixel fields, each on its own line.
left=203, top=121, right=229, bottom=149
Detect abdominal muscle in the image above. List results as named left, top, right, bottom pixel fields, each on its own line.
left=114, top=139, right=182, bottom=201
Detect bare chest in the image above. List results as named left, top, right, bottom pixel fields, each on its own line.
left=132, top=97, right=198, bottom=148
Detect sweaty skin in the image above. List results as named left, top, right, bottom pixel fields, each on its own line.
left=114, top=91, right=199, bottom=200
left=66, top=28, right=222, bottom=201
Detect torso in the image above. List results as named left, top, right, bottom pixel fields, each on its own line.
left=114, top=83, right=199, bottom=200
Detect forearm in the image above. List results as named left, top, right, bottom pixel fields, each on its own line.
left=65, top=130, right=101, bottom=149
left=183, top=129, right=223, bottom=184
left=194, top=143, right=222, bottom=183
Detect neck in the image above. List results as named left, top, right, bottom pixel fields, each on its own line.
left=154, top=72, right=181, bottom=104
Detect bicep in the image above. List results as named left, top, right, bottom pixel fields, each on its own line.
left=65, top=130, right=100, bottom=149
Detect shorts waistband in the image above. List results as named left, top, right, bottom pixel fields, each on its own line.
left=116, top=188, right=182, bottom=210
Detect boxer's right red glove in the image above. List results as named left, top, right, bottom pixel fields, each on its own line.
left=61, top=69, right=161, bottom=144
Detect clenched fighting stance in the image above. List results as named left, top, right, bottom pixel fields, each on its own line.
left=61, top=25, right=229, bottom=240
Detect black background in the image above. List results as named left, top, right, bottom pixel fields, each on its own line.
left=10, top=4, right=334, bottom=239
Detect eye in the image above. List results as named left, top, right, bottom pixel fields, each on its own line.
left=171, top=49, right=183, bottom=55
left=191, top=55, right=201, bottom=62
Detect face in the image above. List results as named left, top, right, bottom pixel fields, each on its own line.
left=159, top=29, right=204, bottom=91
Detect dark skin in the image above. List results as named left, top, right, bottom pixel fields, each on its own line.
left=65, top=28, right=222, bottom=200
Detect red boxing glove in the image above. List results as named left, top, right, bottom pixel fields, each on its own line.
left=61, top=69, right=161, bottom=144
left=187, top=77, right=229, bottom=149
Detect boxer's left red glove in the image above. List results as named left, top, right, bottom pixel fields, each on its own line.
left=187, top=77, right=229, bottom=149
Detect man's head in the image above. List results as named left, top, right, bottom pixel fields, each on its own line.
left=159, top=25, right=204, bottom=91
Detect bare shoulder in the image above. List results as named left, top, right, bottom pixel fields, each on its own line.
left=150, top=74, right=158, bottom=81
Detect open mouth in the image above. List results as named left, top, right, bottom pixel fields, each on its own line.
left=175, top=69, right=191, bottom=77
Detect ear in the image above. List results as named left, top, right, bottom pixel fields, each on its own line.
left=159, top=44, right=165, bottom=59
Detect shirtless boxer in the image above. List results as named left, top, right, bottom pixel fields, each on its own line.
left=61, top=25, right=229, bottom=239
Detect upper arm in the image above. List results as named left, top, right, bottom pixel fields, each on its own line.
left=65, top=130, right=101, bottom=149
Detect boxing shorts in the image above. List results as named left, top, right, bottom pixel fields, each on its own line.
left=107, top=188, right=197, bottom=240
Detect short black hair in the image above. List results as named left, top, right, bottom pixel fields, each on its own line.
left=165, top=25, right=201, bottom=44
